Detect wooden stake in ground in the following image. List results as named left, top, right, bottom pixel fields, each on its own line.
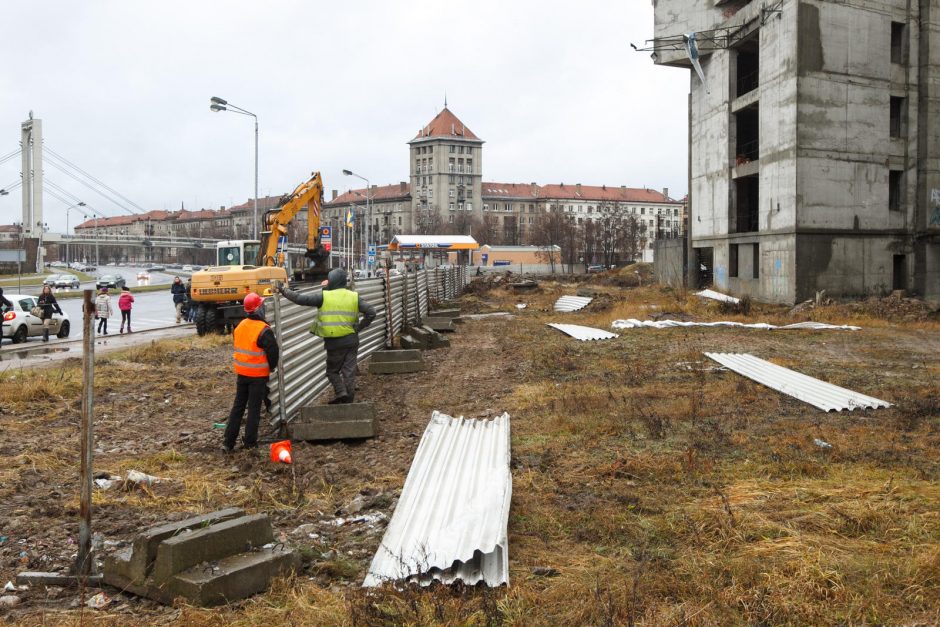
left=76, top=289, right=95, bottom=576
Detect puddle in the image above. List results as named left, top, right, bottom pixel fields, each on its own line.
left=0, top=346, right=72, bottom=361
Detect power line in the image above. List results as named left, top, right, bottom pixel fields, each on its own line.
left=1, top=179, right=22, bottom=193
left=44, top=178, right=108, bottom=215
left=43, top=145, right=147, bottom=214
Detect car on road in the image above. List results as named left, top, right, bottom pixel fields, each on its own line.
left=181, top=265, right=193, bottom=272
left=43, top=274, right=61, bottom=287
left=586, top=265, right=606, bottom=273
left=96, top=274, right=126, bottom=290
left=54, top=274, right=81, bottom=289
left=166, top=264, right=182, bottom=270
left=1, top=293, right=71, bottom=343
left=146, top=265, right=165, bottom=272
left=136, top=271, right=151, bottom=282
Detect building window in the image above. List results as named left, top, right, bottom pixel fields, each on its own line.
left=448, top=214, right=454, bottom=223
left=733, top=174, right=760, bottom=233
left=483, top=204, right=489, bottom=211
left=398, top=216, right=402, bottom=226
left=449, top=145, right=455, bottom=153
left=890, top=96, right=906, bottom=138
left=467, top=159, right=472, bottom=170
left=641, top=207, right=645, bottom=215
left=889, top=169, right=903, bottom=211
left=735, top=36, right=759, bottom=97
left=458, top=145, right=464, bottom=154
left=449, top=203, right=455, bottom=211
left=507, top=203, right=513, bottom=212
left=428, top=188, right=433, bottom=198
left=891, top=21, right=907, bottom=65
left=674, top=208, right=679, bottom=216
left=466, top=188, right=473, bottom=198
left=752, top=243, right=760, bottom=279
left=466, top=147, right=472, bottom=157
left=448, top=188, right=454, bottom=198
left=729, top=244, right=739, bottom=278
left=466, top=202, right=473, bottom=211
left=735, top=104, right=760, bottom=162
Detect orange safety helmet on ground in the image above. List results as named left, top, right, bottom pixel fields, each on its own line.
left=243, top=292, right=263, bottom=313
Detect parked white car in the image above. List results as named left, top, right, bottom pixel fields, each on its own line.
left=1, top=294, right=71, bottom=344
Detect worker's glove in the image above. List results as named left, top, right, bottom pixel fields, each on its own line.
left=273, top=281, right=283, bottom=293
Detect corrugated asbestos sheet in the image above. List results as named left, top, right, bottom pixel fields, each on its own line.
left=363, top=411, right=511, bottom=587
left=705, top=352, right=892, bottom=412
left=695, top=289, right=740, bottom=304
left=554, top=295, right=593, bottom=312
left=548, top=323, right=618, bottom=341
left=612, top=319, right=861, bottom=331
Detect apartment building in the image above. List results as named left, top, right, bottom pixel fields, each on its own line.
left=653, top=0, right=940, bottom=303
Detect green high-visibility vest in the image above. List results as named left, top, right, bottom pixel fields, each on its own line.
left=313, top=288, right=359, bottom=338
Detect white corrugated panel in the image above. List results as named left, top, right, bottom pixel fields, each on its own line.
left=554, top=295, right=593, bottom=312
left=363, top=411, right=511, bottom=587
left=612, top=319, right=860, bottom=331
left=705, top=352, right=892, bottom=412
left=548, top=323, right=618, bottom=341
left=695, top=289, right=741, bottom=304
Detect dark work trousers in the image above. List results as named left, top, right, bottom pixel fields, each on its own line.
left=121, top=310, right=131, bottom=331
left=326, top=346, right=358, bottom=399
left=224, top=375, right=269, bottom=448
left=97, top=317, right=108, bottom=334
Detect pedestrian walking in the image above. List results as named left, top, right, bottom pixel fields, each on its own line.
left=274, top=268, right=376, bottom=404
left=171, top=276, right=186, bottom=323
left=37, top=285, right=63, bottom=343
left=184, top=279, right=197, bottom=322
left=222, top=292, right=279, bottom=453
left=118, top=285, right=134, bottom=333
left=0, top=287, right=12, bottom=311
left=95, top=288, right=112, bottom=335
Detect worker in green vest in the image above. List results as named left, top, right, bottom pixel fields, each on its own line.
left=275, top=268, right=376, bottom=404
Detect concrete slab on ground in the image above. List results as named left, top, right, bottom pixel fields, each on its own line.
left=289, top=402, right=377, bottom=440
left=423, top=317, right=456, bottom=332
left=167, top=547, right=300, bottom=606
left=369, top=349, right=424, bottom=374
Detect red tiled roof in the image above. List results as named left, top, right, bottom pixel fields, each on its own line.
left=412, top=108, right=480, bottom=141
left=481, top=183, right=540, bottom=199
left=74, top=207, right=234, bottom=230
left=326, top=183, right=411, bottom=206
left=228, top=195, right=285, bottom=213
left=480, top=182, right=680, bottom=204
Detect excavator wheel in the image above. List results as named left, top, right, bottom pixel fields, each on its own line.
left=204, top=306, right=221, bottom=334
left=195, top=305, right=209, bottom=336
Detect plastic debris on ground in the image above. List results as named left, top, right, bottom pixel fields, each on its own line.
left=814, top=438, right=833, bottom=449
left=86, top=592, right=111, bottom=609
left=547, top=323, right=618, bottom=342
left=612, top=319, right=861, bottom=331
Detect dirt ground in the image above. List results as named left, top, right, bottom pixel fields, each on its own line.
left=0, top=272, right=938, bottom=625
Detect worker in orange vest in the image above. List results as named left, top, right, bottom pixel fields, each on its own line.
left=222, top=292, right=279, bottom=453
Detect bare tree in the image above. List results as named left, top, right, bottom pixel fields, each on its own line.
left=475, top=213, right=499, bottom=245
left=560, top=217, right=582, bottom=273
left=531, top=205, right=569, bottom=272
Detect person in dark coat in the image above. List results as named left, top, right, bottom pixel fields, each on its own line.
left=274, top=268, right=376, bottom=403
left=37, top=285, right=63, bottom=342
left=0, top=287, right=12, bottom=312
left=223, top=292, right=279, bottom=452
left=171, top=276, right=186, bottom=323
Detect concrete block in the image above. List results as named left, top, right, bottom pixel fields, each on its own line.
left=17, top=572, right=102, bottom=587
left=107, top=507, right=245, bottom=583
left=371, top=349, right=422, bottom=363
left=151, top=514, right=273, bottom=583
left=289, top=419, right=376, bottom=440
left=423, top=317, right=456, bottom=332
left=299, top=402, right=375, bottom=422
left=291, top=402, right=377, bottom=440
left=167, top=547, right=300, bottom=606
left=428, top=308, right=460, bottom=318
left=370, top=360, right=423, bottom=374
left=369, top=350, right=424, bottom=374
left=419, top=326, right=450, bottom=348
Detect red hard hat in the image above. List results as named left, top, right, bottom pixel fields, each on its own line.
left=243, top=292, right=263, bottom=313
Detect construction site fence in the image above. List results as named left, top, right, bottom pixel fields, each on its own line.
left=265, top=266, right=469, bottom=423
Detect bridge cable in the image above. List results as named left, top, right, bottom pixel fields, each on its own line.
left=43, top=156, right=138, bottom=216
left=43, top=145, right=146, bottom=214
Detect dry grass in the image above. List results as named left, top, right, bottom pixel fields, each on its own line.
left=1, top=280, right=938, bottom=625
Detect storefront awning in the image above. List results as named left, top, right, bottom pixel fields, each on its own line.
left=387, top=235, right=479, bottom=251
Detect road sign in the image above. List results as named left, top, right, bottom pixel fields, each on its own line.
left=320, top=226, right=332, bottom=241
left=368, top=244, right=376, bottom=255
left=276, top=236, right=288, bottom=254
left=368, top=254, right=376, bottom=265
left=481, top=253, right=489, bottom=265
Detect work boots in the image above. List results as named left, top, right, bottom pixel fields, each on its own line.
left=42, top=329, right=49, bottom=342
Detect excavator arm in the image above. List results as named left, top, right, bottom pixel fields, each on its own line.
left=257, top=171, right=331, bottom=281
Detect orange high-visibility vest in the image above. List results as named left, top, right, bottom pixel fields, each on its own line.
left=232, top=318, right=271, bottom=377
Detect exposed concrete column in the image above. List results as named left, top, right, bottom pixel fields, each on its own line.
left=21, top=115, right=44, bottom=271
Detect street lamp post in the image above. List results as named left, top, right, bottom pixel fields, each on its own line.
left=210, top=97, right=259, bottom=239
left=65, top=201, right=86, bottom=267
left=343, top=169, right=371, bottom=275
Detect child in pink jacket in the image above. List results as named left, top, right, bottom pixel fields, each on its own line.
left=119, top=286, right=134, bottom=333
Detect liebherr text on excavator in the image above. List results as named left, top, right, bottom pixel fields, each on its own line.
left=190, top=172, right=331, bottom=335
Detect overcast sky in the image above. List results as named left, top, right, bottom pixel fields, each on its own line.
left=0, top=1, right=689, bottom=233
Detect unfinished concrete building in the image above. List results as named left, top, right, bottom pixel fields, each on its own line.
left=652, top=0, right=940, bottom=303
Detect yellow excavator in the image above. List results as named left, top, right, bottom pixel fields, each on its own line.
left=191, top=172, right=331, bottom=335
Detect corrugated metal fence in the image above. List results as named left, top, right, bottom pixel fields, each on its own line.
left=266, top=267, right=468, bottom=423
